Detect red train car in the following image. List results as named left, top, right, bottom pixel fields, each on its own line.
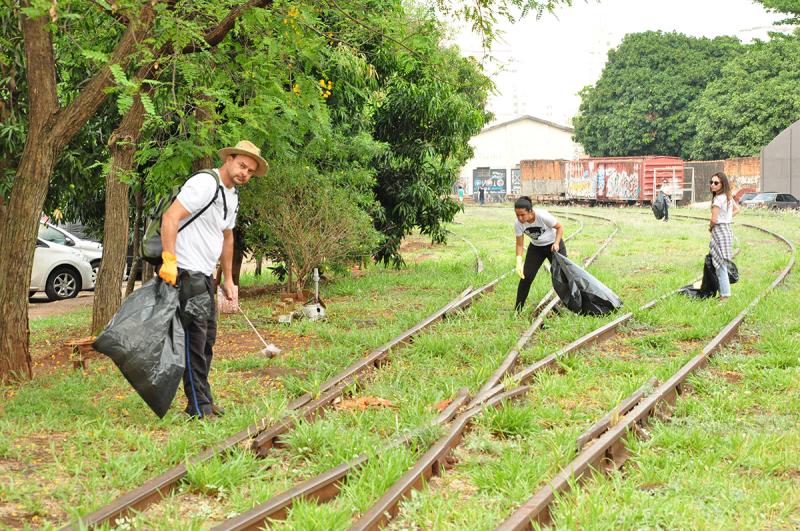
left=565, top=156, right=684, bottom=203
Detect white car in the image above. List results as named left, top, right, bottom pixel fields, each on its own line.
left=30, top=238, right=95, bottom=301
left=38, top=221, right=103, bottom=286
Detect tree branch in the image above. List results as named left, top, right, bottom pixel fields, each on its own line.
left=51, top=1, right=156, bottom=146
left=181, top=0, right=275, bottom=53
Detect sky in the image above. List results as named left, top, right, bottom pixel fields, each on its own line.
left=450, top=0, right=791, bottom=127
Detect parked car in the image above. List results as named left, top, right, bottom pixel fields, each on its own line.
left=737, top=192, right=758, bottom=203
left=30, top=238, right=95, bottom=301
left=38, top=221, right=102, bottom=286
left=741, top=192, right=800, bottom=210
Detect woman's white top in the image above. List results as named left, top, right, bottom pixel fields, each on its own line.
left=514, top=208, right=558, bottom=246
left=712, top=194, right=734, bottom=224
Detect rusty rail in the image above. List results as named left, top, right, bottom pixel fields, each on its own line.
left=206, top=217, right=594, bottom=529
left=346, top=215, right=623, bottom=529
left=213, top=389, right=471, bottom=531
left=469, top=213, right=619, bottom=409
left=64, top=269, right=492, bottom=528
left=496, top=221, right=795, bottom=530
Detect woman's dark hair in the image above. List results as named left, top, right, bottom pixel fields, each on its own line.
left=711, top=171, right=732, bottom=202
left=514, top=196, right=533, bottom=211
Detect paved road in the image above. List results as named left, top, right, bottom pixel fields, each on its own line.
left=29, top=282, right=142, bottom=320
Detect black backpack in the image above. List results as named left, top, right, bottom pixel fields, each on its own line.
left=141, top=170, right=231, bottom=265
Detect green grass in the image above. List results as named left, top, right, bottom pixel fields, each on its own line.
left=2, top=205, right=798, bottom=530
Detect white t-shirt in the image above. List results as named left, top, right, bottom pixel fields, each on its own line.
left=175, top=170, right=238, bottom=275
left=515, top=208, right=558, bottom=246
left=712, top=194, right=734, bottom=224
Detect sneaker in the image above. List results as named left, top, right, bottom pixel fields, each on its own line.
left=210, top=404, right=226, bottom=416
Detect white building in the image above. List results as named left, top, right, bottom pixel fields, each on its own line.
left=458, top=115, right=583, bottom=196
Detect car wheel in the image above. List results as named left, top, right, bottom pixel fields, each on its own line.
left=45, top=266, right=81, bottom=301
left=90, top=259, right=101, bottom=287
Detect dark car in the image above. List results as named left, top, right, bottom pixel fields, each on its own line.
left=741, top=192, right=800, bottom=210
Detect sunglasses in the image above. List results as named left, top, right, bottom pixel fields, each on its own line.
left=709, top=180, right=721, bottom=185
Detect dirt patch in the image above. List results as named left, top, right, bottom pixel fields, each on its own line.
left=213, top=330, right=314, bottom=361
left=426, top=472, right=478, bottom=501
left=399, top=236, right=438, bottom=253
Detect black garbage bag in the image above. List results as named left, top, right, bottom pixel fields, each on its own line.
left=680, top=254, right=739, bottom=298
left=93, top=279, right=185, bottom=417
left=728, top=261, right=739, bottom=284
left=550, top=253, right=623, bottom=316
left=651, top=192, right=666, bottom=220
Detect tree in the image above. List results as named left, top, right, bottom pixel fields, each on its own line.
left=573, top=31, right=742, bottom=159
left=754, top=0, right=800, bottom=24
left=0, top=0, right=155, bottom=381
left=688, top=32, right=800, bottom=160
left=91, top=0, right=275, bottom=333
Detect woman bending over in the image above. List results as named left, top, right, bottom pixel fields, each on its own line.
left=513, top=196, right=565, bottom=312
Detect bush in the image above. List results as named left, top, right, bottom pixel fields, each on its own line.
left=248, top=162, right=380, bottom=296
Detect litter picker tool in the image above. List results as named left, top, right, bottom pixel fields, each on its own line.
left=237, top=303, right=281, bottom=357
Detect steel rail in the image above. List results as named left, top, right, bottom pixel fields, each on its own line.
left=213, top=389, right=472, bottom=531
left=64, top=256, right=489, bottom=529
left=496, top=221, right=795, bottom=530
left=470, top=213, right=619, bottom=409
left=208, top=220, right=593, bottom=529
left=348, top=216, right=623, bottom=530
left=350, top=211, right=747, bottom=530
left=350, top=385, right=534, bottom=531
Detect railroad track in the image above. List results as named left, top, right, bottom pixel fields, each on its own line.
left=495, top=217, right=795, bottom=529
left=208, top=213, right=619, bottom=530
left=64, top=218, right=595, bottom=529
left=62, top=238, right=496, bottom=529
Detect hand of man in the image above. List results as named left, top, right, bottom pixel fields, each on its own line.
left=515, top=255, right=525, bottom=279
left=551, top=241, right=559, bottom=253
left=222, top=277, right=236, bottom=303
left=159, top=251, right=178, bottom=285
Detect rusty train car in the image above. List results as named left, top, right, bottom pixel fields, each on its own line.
left=520, top=156, right=685, bottom=204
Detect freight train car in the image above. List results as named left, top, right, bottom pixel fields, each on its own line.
left=519, top=159, right=568, bottom=200
left=565, top=156, right=684, bottom=204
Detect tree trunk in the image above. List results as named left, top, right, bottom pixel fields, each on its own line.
left=126, top=185, right=144, bottom=296
left=0, top=142, right=58, bottom=381
left=0, top=3, right=155, bottom=381
left=255, top=255, right=262, bottom=277
left=92, top=99, right=145, bottom=333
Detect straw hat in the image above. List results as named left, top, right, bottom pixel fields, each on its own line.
left=218, top=140, right=269, bottom=177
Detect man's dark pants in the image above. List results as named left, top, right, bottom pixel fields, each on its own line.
left=183, top=274, right=217, bottom=416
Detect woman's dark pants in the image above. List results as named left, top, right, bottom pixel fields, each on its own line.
left=515, top=240, right=567, bottom=311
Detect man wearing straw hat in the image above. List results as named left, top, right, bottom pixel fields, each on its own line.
left=159, top=140, right=268, bottom=419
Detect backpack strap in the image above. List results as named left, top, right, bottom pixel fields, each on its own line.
left=177, top=170, right=223, bottom=233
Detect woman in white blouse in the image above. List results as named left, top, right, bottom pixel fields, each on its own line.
left=709, top=172, right=740, bottom=300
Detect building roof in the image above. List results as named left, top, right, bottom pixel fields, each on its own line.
left=479, top=115, right=575, bottom=135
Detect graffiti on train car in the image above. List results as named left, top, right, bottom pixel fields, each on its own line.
left=565, top=162, right=595, bottom=198
left=604, top=165, right=640, bottom=200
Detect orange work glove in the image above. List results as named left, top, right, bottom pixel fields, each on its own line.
left=159, top=251, right=178, bottom=285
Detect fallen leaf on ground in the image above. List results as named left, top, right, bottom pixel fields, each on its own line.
left=432, top=398, right=452, bottom=412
